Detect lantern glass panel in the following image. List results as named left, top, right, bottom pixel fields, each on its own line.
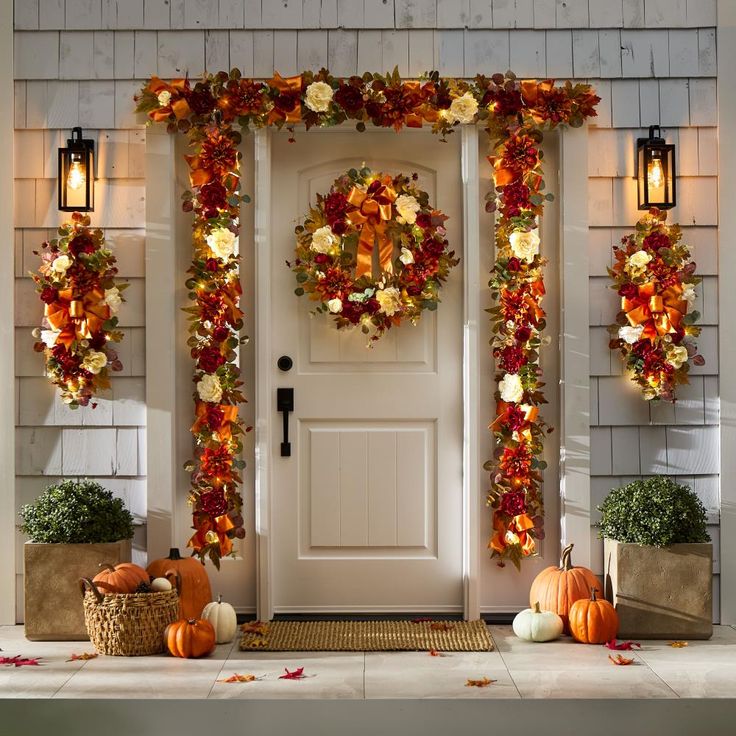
left=58, top=131, right=95, bottom=212
left=637, top=136, right=676, bottom=210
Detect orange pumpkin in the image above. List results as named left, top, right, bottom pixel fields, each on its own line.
left=164, top=618, right=216, bottom=659
left=528, top=543, right=602, bottom=632
left=569, top=587, right=619, bottom=644
left=147, top=548, right=212, bottom=619
left=92, top=562, right=149, bottom=594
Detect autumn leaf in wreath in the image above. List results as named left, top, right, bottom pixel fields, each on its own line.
left=291, top=165, right=459, bottom=343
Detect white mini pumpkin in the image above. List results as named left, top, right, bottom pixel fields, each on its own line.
left=201, top=594, right=238, bottom=644
left=150, top=576, right=173, bottom=592
left=512, top=602, right=564, bottom=642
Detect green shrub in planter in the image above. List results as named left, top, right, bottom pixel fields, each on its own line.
left=597, top=476, right=709, bottom=547
left=19, top=479, right=134, bottom=544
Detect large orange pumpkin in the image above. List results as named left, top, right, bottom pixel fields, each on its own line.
left=528, top=543, right=602, bottom=632
left=92, top=562, right=149, bottom=594
left=164, top=618, right=216, bottom=659
left=569, top=587, right=619, bottom=644
left=147, top=548, right=212, bottom=619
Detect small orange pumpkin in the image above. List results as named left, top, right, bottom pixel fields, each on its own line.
left=164, top=618, right=216, bottom=659
left=147, top=548, right=212, bottom=620
left=92, top=562, right=149, bottom=594
left=528, top=543, right=603, bottom=632
left=569, top=587, right=619, bottom=644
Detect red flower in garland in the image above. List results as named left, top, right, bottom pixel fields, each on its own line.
left=502, top=135, right=540, bottom=173
left=499, top=444, right=533, bottom=478
left=197, top=345, right=225, bottom=373
left=500, top=490, right=528, bottom=517
left=642, top=231, right=670, bottom=252
left=197, top=130, right=237, bottom=177
left=498, top=345, right=527, bottom=373
left=200, top=445, right=233, bottom=480
left=200, top=488, right=228, bottom=516
left=334, top=81, right=364, bottom=113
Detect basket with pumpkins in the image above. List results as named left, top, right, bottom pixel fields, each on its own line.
left=80, top=548, right=238, bottom=657
left=513, top=544, right=619, bottom=645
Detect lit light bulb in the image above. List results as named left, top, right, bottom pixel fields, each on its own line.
left=67, top=159, right=86, bottom=191
left=647, top=156, right=664, bottom=189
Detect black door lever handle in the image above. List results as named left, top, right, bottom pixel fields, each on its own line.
left=277, top=388, right=294, bottom=457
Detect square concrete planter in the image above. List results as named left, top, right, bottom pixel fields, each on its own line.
left=24, top=539, right=132, bottom=641
left=603, top=539, right=712, bottom=640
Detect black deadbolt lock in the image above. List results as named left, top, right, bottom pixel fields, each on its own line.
left=277, top=355, right=293, bottom=372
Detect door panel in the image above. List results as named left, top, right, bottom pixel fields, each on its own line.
left=270, top=129, right=463, bottom=612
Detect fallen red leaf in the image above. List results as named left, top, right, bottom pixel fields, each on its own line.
left=218, top=673, right=258, bottom=683
left=604, top=639, right=641, bottom=651
left=411, top=617, right=432, bottom=624
left=67, top=652, right=98, bottom=662
left=0, top=655, right=42, bottom=667
left=430, top=622, right=454, bottom=632
left=466, top=677, right=496, bottom=688
left=241, top=621, right=269, bottom=636
left=429, top=648, right=447, bottom=657
left=279, top=667, right=306, bottom=680
left=608, top=654, right=635, bottom=666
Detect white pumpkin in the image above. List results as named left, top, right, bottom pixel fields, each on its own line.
left=201, top=594, right=238, bottom=644
left=150, top=576, right=172, bottom=592
left=512, top=602, right=564, bottom=642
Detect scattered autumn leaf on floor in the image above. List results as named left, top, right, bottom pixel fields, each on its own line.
left=279, top=667, right=307, bottom=680
left=669, top=641, right=689, bottom=648
left=67, top=652, right=98, bottom=662
left=604, top=639, right=641, bottom=651
left=430, top=622, right=454, bottom=632
left=218, top=673, right=258, bottom=683
left=465, top=677, right=496, bottom=688
left=429, top=648, right=447, bottom=657
left=411, top=617, right=432, bottom=624
left=0, top=656, right=42, bottom=667
left=608, top=654, right=635, bottom=666
left=241, top=621, right=270, bottom=636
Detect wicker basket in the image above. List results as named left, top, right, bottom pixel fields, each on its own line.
left=80, top=575, right=180, bottom=656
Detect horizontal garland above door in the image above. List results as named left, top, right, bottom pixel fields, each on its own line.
left=136, top=68, right=599, bottom=568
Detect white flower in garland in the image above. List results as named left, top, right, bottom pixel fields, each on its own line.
left=40, top=329, right=60, bottom=348
left=81, top=350, right=108, bottom=375
left=395, top=194, right=420, bottom=225
left=310, top=225, right=340, bottom=254
left=157, top=90, right=172, bottom=107
left=498, top=373, right=524, bottom=404
left=509, top=228, right=540, bottom=263
left=103, top=287, right=122, bottom=314
left=618, top=324, right=644, bottom=344
left=196, top=373, right=223, bottom=404
left=666, top=344, right=689, bottom=369
left=50, top=254, right=72, bottom=276
left=399, top=247, right=415, bottom=265
left=206, top=228, right=238, bottom=261
left=327, top=298, right=343, bottom=313
left=682, top=284, right=697, bottom=307
left=625, top=249, right=652, bottom=276
left=304, top=81, right=334, bottom=112
left=446, top=92, right=479, bottom=124
left=376, top=286, right=402, bottom=316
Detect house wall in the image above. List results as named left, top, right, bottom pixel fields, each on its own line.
left=11, top=0, right=720, bottom=620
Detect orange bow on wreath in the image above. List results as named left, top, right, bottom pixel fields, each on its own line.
left=347, top=176, right=398, bottom=279
left=489, top=512, right=536, bottom=557
left=267, top=72, right=302, bottom=125
left=490, top=401, right=539, bottom=431
left=622, top=281, right=687, bottom=341
left=191, top=402, right=239, bottom=440
left=188, top=513, right=234, bottom=557
left=146, top=76, right=192, bottom=121
left=45, top=288, right=110, bottom=349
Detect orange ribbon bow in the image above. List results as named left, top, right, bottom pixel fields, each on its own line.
left=346, top=177, right=398, bottom=279
left=267, top=72, right=302, bottom=125
left=45, top=288, right=110, bottom=349
left=146, top=76, right=191, bottom=121
left=490, top=401, right=539, bottom=431
left=622, top=281, right=687, bottom=342
left=187, top=513, right=234, bottom=557
left=191, top=402, right=239, bottom=440
left=489, top=512, right=536, bottom=557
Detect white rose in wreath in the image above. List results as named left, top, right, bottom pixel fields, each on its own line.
left=40, top=329, right=59, bottom=348
left=626, top=249, right=652, bottom=276
left=447, top=92, right=479, bottom=124
left=311, top=225, right=340, bottom=254
left=376, top=286, right=402, bottom=316
left=682, top=284, right=697, bottom=307
left=197, top=373, right=223, bottom=404
left=509, top=229, right=540, bottom=263
left=50, top=254, right=72, bottom=276
left=498, top=373, right=524, bottom=404
left=81, top=350, right=108, bottom=375
left=327, top=298, right=343, bottom=314
left=157, top=90, right=172, bottom=107
left=304, top=81, right=334, bottom=113
left=206, top=227, right=238, bottom=260
left=395, top=194, right=420, bottom=225
left=103, top=287, right=122, bottom=314
left=618, top=324, right=644, bottom=344
left=399, top=247, right=415, bottom=265
left=667, top=345, right=689, bottom=370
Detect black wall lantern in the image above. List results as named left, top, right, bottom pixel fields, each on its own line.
left=58, top=127, right=95, bottom=212
left=636, top=125, right=676, bottom=210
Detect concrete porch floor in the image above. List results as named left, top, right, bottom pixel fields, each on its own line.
left=1, top=623, right=735, bottom=700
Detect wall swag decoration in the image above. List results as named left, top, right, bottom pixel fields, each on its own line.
left=292, top=165, right=458, bottom=341
left=136, top=68, right=599, bottom=567
left=608, top=209, right=703, bottom=402
left=32, top=213, right=125, bottom=408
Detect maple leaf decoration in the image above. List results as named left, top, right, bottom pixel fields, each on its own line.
left=429, top=648, right=447, bottom=657
left=279, top=667, right=307, bottom=680
left=604, top=639, right=641, bottom=651
left=669, top=641, right=689, bottom=648
left=67, top=652, right=98, bottom=662
left=0, top=655, right=42, bottom=667
left=430, top=622, right=455, bottom=632
left=241, top=621, right=270, bottom=636
left=411, top=617, right=432, bottom=624
left=219, top=673, right=258, bottom=683
left=466, top=677, right=496, bottom=688
left=608, top=654, right=635, bottom=666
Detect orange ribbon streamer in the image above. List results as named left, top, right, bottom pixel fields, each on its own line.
left=489, top=512, right=536, bottom=556
left=191, top=402, right=239, bottom=440
left=346, top=177, right=398, bottom=279
left=490, top=401, right=539, bottom=431
left=267, top=72, right=302, bottom=125
left=622, top=281, right=687, bottom=342
left=187, top=513, right=234, bottom=557
left=45, top=287, right=110, bottom=349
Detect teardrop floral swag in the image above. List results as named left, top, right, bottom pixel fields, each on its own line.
left=136, top=68, right=599, bottom=567
left=608, top=209, right=703, bottom=401
left=292, top=166, right=458, bottom=341
left=31, top=213, right=126, bottom=408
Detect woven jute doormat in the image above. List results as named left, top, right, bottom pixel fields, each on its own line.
left=239, top=619, right=493, bottom=652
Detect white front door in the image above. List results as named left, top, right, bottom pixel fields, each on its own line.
left=268, top=129, right=464, bottom=613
